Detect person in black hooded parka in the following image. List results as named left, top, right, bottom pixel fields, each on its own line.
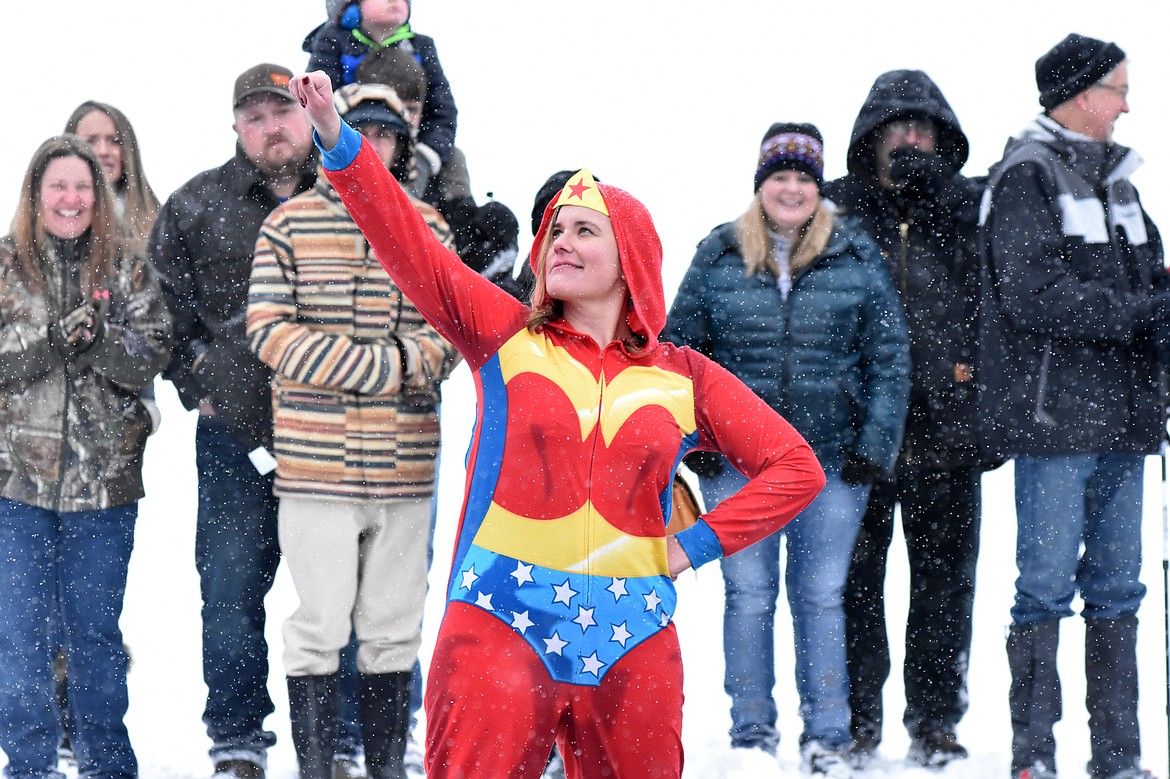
left=822, top=69, right=992, bottom=769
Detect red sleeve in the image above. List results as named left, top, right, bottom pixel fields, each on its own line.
left=690, top=351, right=825, bottom=556
left=324, top=142, right=528, bottom=368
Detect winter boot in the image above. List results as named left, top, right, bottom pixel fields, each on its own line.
left=359, top=672, right=412, bottom=779
left=287, top=674, right=341, bottom=779
left=1085, top=616, right=1143, bottom=779
left=1007, top=621, right=1061, bottom=778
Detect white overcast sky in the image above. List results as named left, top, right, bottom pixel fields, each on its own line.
left=2, top=1, right=1165, bottom=298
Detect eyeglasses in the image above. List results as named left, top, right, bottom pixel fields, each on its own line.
left=884, top=118, right=937, bottom=140
left=1091, top=82, right=1129, bottom=100
left=357, top=125, right=401, bottom=142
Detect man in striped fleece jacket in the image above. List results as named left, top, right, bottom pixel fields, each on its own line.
left=246, top=81, right=458, bottom=779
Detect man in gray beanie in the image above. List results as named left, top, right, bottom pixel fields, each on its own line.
left=977, top=33, right=1164, bottom=779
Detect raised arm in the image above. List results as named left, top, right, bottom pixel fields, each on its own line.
left=288, top=71, right=342, bottom=150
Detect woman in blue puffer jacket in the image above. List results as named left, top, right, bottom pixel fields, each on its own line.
left=664, top=122, right=910, bottom=777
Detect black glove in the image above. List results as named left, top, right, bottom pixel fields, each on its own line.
left=48, top=302, right=105, bottom=358
left=888, top=147, right=953, bottom=200
left=1152, top=291, right=1170, bottom=323
left=463, top=201, right=520, bottom=280
left=841, top=452, right=885, bottom=486
left=683, top=450, right=725, bottom=479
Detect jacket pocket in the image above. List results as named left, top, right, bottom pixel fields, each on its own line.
left=273, top=388, right=347, bottom=482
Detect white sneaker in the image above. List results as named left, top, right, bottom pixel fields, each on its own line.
left=404, top=730, right=425, bottom=779
left=725, top=746, right=782, bottom=779
left=801, top=741, right=852, bottom=778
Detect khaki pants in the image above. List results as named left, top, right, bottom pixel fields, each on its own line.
left=278, top=495, right=429, bottom=676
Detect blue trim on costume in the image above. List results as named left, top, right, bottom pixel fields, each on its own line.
left=659, top=430, right=702, bottom=528
left=674, top=520, right=721, bottom=570
left=450, top=355, right=509, bottom=574
left=318, top=121, right=363, bottom=170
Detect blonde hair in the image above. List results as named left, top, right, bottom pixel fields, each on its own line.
left=733, top=193, right=834, bottom=279
left=64, top=101, right=160, bottom=252
left=8, top=135, right=121, bottom=294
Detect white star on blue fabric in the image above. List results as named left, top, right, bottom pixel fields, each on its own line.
left=552, top=580, right=578, bottom=606
left=660, top=611, right=671, bottom=627
left=606, top=577, right=628, bottom=600
left=581, top=653, right=606, bottom=677
left=643, top=589, right=662, bottom=613
left=573, top=606, right=596, bottom=632
left=512, top=610, right=535, bottom=634
left=460, top=566, right=478, bottom=591
left=475, top=591, right=494, bottom=611
left=610, top=622, right=633, bottom=647
left=511, top=561, right=534, bottom=586
left=544, top=632, right=569, bottom=655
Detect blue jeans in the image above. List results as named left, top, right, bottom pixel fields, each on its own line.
left=704, top=464, right=868, bottom=753
left=195, top=417, right=280, bottom=766
left=0, top=498, right=137, bottom=779
left=1012, top=454, right=1147, bottom=624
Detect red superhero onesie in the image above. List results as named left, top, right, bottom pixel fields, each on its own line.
left=320, top=129, right=825, bottom=779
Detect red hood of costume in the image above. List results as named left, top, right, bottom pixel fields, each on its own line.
left=530, top=182, right=666, bottom=346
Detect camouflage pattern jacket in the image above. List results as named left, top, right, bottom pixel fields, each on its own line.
left=0, top=236, right=172, bottom=511
left=246, top=176, right=459, bottom=501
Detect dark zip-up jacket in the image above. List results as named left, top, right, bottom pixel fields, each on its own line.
left=978, top=115, right=1168, bottom=455
left=0, top=236, right=171, bottom=511
left=150, top=148, right=317, bottom=450
left=663, top=216, right=911, bottom=475
left=824, top=69, right=987, bottom=469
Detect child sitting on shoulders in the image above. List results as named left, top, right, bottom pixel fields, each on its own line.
left=304, top=0, right=457, bottom=189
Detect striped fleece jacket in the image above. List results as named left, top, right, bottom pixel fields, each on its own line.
left=246, top=173, right=459, bottom=500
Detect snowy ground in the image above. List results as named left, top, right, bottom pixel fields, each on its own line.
left=9, top=366, right=1163, bottom=779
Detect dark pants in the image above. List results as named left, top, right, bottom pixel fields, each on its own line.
left=844, top=466, right=981, bottom=743
left=195, top=416, right=281, bottom=766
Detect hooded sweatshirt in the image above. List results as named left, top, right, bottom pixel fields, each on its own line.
left=823, top=70, right=987, bottom=469
left=318, top=122, right=824, bottom=686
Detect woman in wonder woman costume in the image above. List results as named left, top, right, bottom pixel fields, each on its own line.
left=290, top=70, right=826, bottom=779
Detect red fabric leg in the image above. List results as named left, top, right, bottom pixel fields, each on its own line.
left=425, top=603, right=562, bottom=778
left=560, top=625, right=684, bottom=779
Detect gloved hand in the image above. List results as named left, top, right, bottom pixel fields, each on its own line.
left=463, top=201, right=520, bottom=281
left=1152, top=290, right=1170, bottom=323
left=889, top=147, right=953, bottom=200
left=841, top=452, right=885, bottom=486
left=683, top=450, right=725, bottom=479
left=48, top=302, right=105, bottom=358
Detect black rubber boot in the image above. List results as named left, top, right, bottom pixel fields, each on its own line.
left=1007, top=621, right=1061, bottom=777
left=359, top=672, right=412, bottom=779
left=1086, top=616, right=1142, bottom=779
left=287, top=674, right=341, bottom=779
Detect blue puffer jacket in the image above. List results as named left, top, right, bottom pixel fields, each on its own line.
left=664, top=215, right=911, bottom=474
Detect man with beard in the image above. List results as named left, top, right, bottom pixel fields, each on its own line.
left=149, top=64, right=317, bottom=779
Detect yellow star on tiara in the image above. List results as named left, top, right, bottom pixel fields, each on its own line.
left=556, top=169, right=609, bottom=217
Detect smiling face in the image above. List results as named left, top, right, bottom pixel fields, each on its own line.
left=542, top=204, right=626, bottom=307
left=1080, top=61, right=1130, bottom=142
left=759, top=169, right=820, bottom=237
left=73, top=109, right=123, bottom=185
left=39, top=154, right=95, bottom=239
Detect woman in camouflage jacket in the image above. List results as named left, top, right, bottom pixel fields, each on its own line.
left=0, top=135, right=171, bottom=779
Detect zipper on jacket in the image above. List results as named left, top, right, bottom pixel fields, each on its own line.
left=898, top=219, right=911, bottom=294
left=50, top=251, right=72, bottom=511
left=582, top=350, right=608, bottom=607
